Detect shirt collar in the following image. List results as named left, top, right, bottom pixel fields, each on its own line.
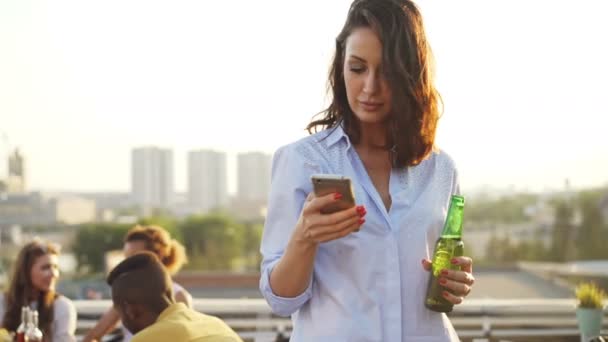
left=325, top=123, right=351, bottom=149
left=156, top=302, right=185, bottom=322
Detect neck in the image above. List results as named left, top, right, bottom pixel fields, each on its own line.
left=356, top=122, right=389, bottom=151
left=140, top=301, right=171, bottom=330
left=28, top=289, right=41, bottom=303
left=150, top=297, right=172, bottom=315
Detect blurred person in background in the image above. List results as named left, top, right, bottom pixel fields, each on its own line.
left=84, top=225, right=192, bottom=342
left=107, top=252, right=242, bottom=342
left=259, top=0, right=475, bottom=340
left=0, top=239, right=76, bottom=341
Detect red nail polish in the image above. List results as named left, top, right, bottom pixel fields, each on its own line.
left=358, top=218, right=365, bottom=225
left=334, top=193, right=343, bottom=200
left=442, top=291, right=449, bottom=298
left=356, top=205, right=365, bottom=213
left=441, top=270, right=449, bottom=276
left=439, top=278, right=447, bottom=285
left=451, top=259, right=458, bottom=264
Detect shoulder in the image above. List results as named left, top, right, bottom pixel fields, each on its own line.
left=172, top=282, right=186, bottom=295
left=429, top=148, right=458, bottom=172
left=172, top=283, right=192, bottom=306
left=409, top=148, right=459, bottom=190
left=275, top=130, right=330, bottom=160
left=271, top=131, right=331, bottom=176
left=422, top=148, right=460, bottom=194
left=53, top=295, right=76, bottom=315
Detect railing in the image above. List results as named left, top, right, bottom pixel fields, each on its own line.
left=75, top=298, right=608, bottom=342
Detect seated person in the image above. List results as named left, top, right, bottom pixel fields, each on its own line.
left=0, top=240, right=76, bottom=341
left=84, top=224, right=193, bottom=342
left=107, top=252, right=242, bottom=342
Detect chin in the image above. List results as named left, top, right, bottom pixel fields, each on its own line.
left=354, top=111, right=390, bottom=125
left=40, top=284, right=55, bottom=292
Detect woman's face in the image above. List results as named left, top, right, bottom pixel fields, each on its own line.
left=343, top=27, right=392, bottom=125
left=30, top=253, right=59, bottom=293
left=123, top=240, right=147, bottom=258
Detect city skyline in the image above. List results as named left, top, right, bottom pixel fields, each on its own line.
left=188, top=149, right=228, bottom=211
left=2, top=0, right=607, bottom=193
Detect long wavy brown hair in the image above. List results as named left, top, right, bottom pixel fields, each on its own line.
left=1, top=240, right=60, bottom=340
left=125, top=225, right=187, bottom=275
left=307, top=0, right=442, bottom=167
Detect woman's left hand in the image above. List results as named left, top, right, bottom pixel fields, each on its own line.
left=422, top=256, right=475, bottom=305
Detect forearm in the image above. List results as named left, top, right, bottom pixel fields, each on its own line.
left=82, top=308, right=120, bottom=341
left=269, top=237, right=317, bottom=297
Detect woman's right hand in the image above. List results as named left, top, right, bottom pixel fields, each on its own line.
left=293, top=192, right=366, bottom=246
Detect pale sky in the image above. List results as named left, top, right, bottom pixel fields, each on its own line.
left=1, top=0, right=607, bottom=194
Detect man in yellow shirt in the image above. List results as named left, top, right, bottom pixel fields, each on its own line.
left=107, top=252, right=242, bottom=342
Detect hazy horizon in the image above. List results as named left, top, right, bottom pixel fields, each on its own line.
left=2, top=0, right=607, bottom=194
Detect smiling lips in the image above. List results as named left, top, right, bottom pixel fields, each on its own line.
left=359, top=100, right=383, bottom=111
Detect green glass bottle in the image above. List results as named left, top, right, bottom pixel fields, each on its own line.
left=425, top=195, right=465, bottom=313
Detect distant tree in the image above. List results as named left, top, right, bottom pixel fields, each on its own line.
left=72, top=223, right=131, bottom=273
left=179, top=214, right=243, bottom=270
left=466, top=194, right=538, bottom=223
left=485, top=233, right=502, bottom=262
left=550, top=200, right=575, bottom=262
left=515, top=239, right=548, bottom=261
left=576, top=193, right=608, bottom=260
left=241, top=222, right=264, bottom=271
left=484, top=233, right=518, bottom=264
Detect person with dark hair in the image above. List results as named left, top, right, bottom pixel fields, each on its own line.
left=107, top=252, right=242, bottom=342
left=84, top=225, right=192, bottom=342
left=259, top=0, right=474, bottom=340
left=0, top=240, right=76, bottom=341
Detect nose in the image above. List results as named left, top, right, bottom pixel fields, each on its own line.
left=362, top=70, right=380, bottom=95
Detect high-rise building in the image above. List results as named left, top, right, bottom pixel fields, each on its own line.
left=131, top=147, right=173, bottom=211
left=188, top=149, right=228, bottom=213
left=237, top=152, right=271, bottom=202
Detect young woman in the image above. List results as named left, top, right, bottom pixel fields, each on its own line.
left=259, top=0, right=475, bottom=340
left=83, top=225, right=192, bottom=342
left=0, top=240, right=76, bottom=342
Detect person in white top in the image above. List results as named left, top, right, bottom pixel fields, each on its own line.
left=0, top=239, right=77, bottom=342
left=83, top=225, right=192, bottom=342
left=259, top=1, right=475, bottom=340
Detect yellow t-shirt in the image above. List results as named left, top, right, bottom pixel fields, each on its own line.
left=131, top=303, right=242, bottom=342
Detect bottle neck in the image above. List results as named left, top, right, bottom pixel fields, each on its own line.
left=20, top=308, right=28, bottom=325
left=440, top=196, right=464, bottom=239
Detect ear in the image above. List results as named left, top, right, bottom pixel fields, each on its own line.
left=123, top=302, right=145, bottom=321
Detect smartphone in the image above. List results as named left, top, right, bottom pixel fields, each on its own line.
left=311, top=174, right=356, bottom=214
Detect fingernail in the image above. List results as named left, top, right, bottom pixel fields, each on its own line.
left=334, top=193, right=343, bottom=200
left=442, top=291, right=449, bottom=298
left=358, top=218, right=365, bottom=225
left=441, top=270, right=449, bottom=276
left=439, top=278, right=447, bottom=285
left=421, top=259, right=426, bottom=265
left=356, top=205, right=365, bottom=213
left=451, top=259, right=458, bottom=265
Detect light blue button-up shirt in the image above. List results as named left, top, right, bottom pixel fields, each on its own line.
left=260, top=125, right=461, bottom=341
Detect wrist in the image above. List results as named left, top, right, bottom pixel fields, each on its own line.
left=290, top=231, right=318, bottom=252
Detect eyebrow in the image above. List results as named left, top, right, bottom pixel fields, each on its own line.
left=347, top=55, right=367, bottom=63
